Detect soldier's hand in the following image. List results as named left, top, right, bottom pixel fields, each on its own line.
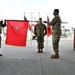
left=43, top=21, right=47, bottom=23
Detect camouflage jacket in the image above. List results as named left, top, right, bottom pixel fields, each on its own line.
left=34, top=23, right=47, bottom=36
left=47, top=15, right=61, bottom=33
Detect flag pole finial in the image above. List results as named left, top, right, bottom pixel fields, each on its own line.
left=24, top=12, right=25, bottom=15
left=31, top=12, right=33, bottom=15
left=39, top=12, right=40, bottom=18
left=31, top=12, right=33, bottom=18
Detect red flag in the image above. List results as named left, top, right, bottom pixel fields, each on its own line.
left=47, top=16, right=52, bottom=37
left=5, top=20, right=28, bottom=46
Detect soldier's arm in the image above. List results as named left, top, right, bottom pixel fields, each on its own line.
left=1, top=20, right=6, bottom=27
left=46, top=17, right=59, bottom=26
left=44, top=25, right=47, bottom=36
left=0, top=20, right=3, bottom=27
left=0, top=26, right=1, bottom=34
left=3, top=20, right=6, bottom=27
left=34, top=25, right=37, bottom=36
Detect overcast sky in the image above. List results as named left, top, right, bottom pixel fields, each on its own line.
left=0, top=0, right=75, bottom=27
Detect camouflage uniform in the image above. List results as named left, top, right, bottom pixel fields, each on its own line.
left=0, top=26, right=1, bottom=48
left=34, top=23, right=47, bottom=51
left=0, top=20, right=6, bottom=48
left=47, top=15, right=61, bottom=53
left=0, top=21, right=2, bottom=48
left=0, top=20, right=6, bottom=56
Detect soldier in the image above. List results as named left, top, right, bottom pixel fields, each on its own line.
left=0, top=20, right=6, bottom=56
left=34, top=17, right=47, bottom=53
left=44, top=9, right=61, bottom=58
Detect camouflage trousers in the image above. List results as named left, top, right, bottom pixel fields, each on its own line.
left=52, top=32, right=61, bottom=53
left=0, top=35, right=1, bottom=48
left=37, top=36, right=44, bottom=50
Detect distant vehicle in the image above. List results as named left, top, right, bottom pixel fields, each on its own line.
left=61, top=26, right=73, bottom=37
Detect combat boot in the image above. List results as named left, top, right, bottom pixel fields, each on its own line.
left=51, top=53, right=59, bottom=58
left=0, top=48, right=2, bottom=56
left=0, top=54, right=2, bottom=56
left=37, top=49, right=41, bottom=53
left=40, top=49, right=43, bottom=53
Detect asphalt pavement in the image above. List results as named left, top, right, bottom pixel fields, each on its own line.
left=0, top=34, right=75, bottom=75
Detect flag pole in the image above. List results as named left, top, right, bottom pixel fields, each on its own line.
left=24, top=12, right=25, bottom=15
left=39, top=12, right=40, bottom=18
left=25, top=21, right=68, bottom=24
left=61, top=22, right=68, bottom=24
left=24, top=12, right=25, bottom=18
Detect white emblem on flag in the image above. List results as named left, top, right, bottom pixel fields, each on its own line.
left=15, top=26, right=20, bottom=30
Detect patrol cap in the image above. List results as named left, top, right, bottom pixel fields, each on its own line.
left=54, top=9, right=59, bottom=14
left=39, top=17, right=42, bottom=21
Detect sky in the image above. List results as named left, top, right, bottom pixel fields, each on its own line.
left=0, top=0, right=75, bottom=27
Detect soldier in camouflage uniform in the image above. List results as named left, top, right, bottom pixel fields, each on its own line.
left=0, top=20, right=6, bottom=56
left=44, top=9, right=61, bottom=58
left=34, top=18, right=47, bottom=53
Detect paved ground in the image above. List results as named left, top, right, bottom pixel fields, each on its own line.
left=0, top=35, right=75, bottom=75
